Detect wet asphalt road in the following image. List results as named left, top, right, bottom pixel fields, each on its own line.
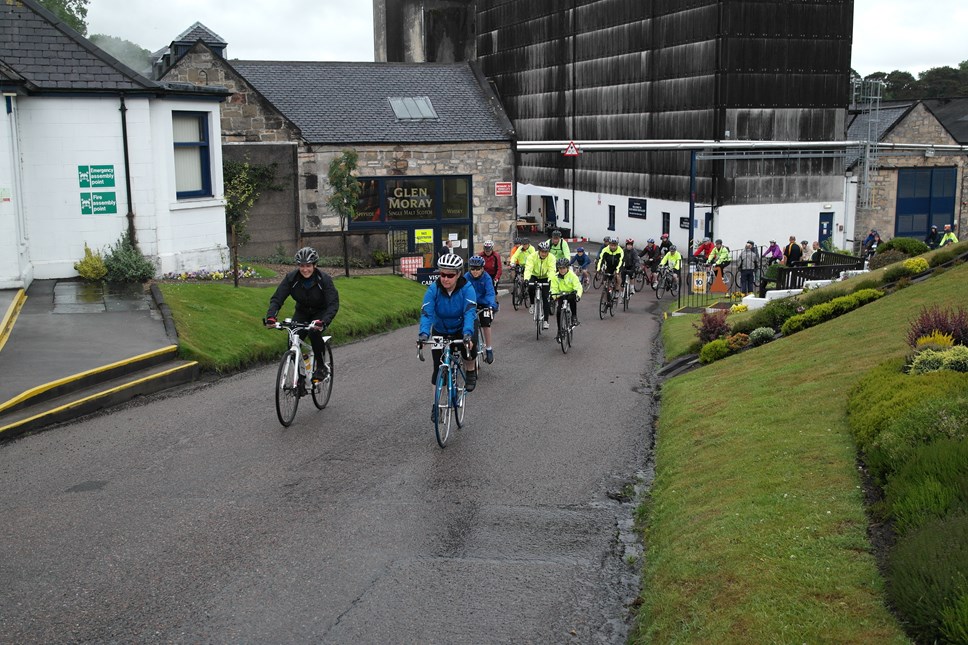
left=0, top=288, right=663, bottom=643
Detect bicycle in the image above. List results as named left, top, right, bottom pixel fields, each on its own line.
left=269, top=319, right=334, bottom=427
left=572, top=265, right=591, bottom=289
left=655, top=266, right=680, bottom=300
left=592, top=269, right=604, bottom=289
left=621, top=272, right=635, bottom=311
left=553, top=294, right=577, bottom=354
left=634, top=265, right=647, bottom=292
left=511, top=265, right=528, bottom=311
left=599, top=272, right=617, bottom=319
left=417, top=336, right=467, bottom=448
left=474, top=307, right=491, bottom=371
left=531, top=280, right=547, bottom=340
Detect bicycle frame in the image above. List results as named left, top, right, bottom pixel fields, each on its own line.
left=274, top=320, right=332, bottom=390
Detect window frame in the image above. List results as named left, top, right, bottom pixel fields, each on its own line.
left=172, top=111, right=212, bottom=199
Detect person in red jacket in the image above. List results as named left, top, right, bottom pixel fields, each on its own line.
left=692, top=237, right=715, bottom=264
left=480, top=240, right=502, bottom=288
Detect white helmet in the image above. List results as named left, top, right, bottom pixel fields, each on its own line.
left=437, top=254, right=464, bottom=270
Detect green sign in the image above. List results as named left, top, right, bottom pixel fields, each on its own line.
left=80, top=192, right=118, bottom=215
left=78, top=165, right=115, bottom=188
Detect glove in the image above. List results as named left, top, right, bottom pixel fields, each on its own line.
left=463, top=334, right=473, bottom=348
left=310, top=319, right=325, bottom=331
left=264, top=317, right=277, bottom=328
left=576, top=295, right=581, bottom=302
left=493, top=301, right=500, bottom=312
left=417, top=333, right=429, bottom=344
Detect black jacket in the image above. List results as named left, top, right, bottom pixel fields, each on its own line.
left=266, top=268, right=340, bottom=324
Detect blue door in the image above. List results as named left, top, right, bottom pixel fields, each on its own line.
left=895, top=167, right=956, bottom=237
left=818, top=212, right=834, bottom=246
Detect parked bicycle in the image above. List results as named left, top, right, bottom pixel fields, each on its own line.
left=269, top=319, right=334, bottom=427
left=417, top=336, right=467, bottom=448
left=599, top=271, right=617, bottom=319
left=655, top=266, right=680, bottom=300
left=553, top=294, right=578, bottom=354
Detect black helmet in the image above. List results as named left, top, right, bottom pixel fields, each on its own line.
left=294, top=247, right=318, bottom=265
left=556, top=257, right=570, bottom=268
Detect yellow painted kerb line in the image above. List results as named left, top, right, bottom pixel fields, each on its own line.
left=0, top=361, right=198, bottom=436
left=0, top=345, right=179, bottom=414
left=0, top=289, right=27, bottom=353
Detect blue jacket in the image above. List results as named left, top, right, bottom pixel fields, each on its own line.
left=464, top=270, right=497, bottom=309
left=420, top=277, right=478, bottom=337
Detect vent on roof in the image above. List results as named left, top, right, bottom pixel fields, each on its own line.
left=388, top=96, right=438, bottom=121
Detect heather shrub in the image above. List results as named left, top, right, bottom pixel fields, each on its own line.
left=888, top=512, right=968, bottom=645
left=748, top=327, right=775, bottom=347
left=693, top=309, right=730, bottom=345
left=881, top=437, right=968, bottom=533
left=853, top=278, right=883, bottom=291
left=916, top=331, right=955, bottom=349
left=879, top=236, right=930, bottom=257
left=698, top=338, right=730, bottom=364
left=883, top=263, right=915, bottom=283
left=868, top=249, right=906, bottom=270
left=104, top=232, right=156, bottom=283
left=906, top=305, right=968, bottom=347
left=731, top=298, right=799, bottom=335
left=943, top=345, right=968, bottom=373
left=726, top=333, right=749, bottom=351
left=798, top=287, right=839, bottom=309
left=909, top=349, right=948, bottom=375
left=929, top=247, right=961, bottom=267
left=903, top=256, right=930, bottom=274
left=73, top=243, right=107, bottom=281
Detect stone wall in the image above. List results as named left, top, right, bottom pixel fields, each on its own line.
left=856, top=103, right=967, bottom=239
left=300, top=143, right=516, bottom=252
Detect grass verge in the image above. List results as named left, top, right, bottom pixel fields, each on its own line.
left=661, top=313, right=700, bottom=361
left=634, top=262, right=968, bottom=643
left=158, top=275, right=426, bottom=372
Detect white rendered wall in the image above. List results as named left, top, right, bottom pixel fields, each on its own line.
left=0, top=96, right=31, bottom=288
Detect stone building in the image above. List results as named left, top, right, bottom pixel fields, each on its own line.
left=848, top=98, right=968, bottom=242
left=159, top=30, right=516, bottom=264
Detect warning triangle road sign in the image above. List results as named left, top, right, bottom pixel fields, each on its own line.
left=562, top=141, right=581, bottom=157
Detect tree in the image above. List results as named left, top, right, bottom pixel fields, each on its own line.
left=223, top=160, right=278, bottom=287
left=89, top=34, right=152, bottom=75
left=37, top=0, right=89, bottom=36
left=917, top=66, right=966, bottom=98
left=884, top=70, right=917, bottom=100
left=327, top=150, right=361, bottom=279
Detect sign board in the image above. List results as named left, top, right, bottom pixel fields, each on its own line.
left=494, top=181, right=513, bottom=197
left=80, top=191, right=117, bottom=215
left=416, top=268, right=439, bottom=285
left=78, top=165, right=115, bottom=188
left=414, top=228, right=433, bottom=244
left=692, top=270, right=710, bottom=294
left=562, top=141, right=581, bottom=157
left=628, top=198, right=647, bottom=220
left=679, top=216, right=691, bottom=229
left=399, top=255, right=423, bottom=277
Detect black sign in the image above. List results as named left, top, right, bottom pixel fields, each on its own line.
left=679, top=216, right=691, bottom=229
left=628, top=198, right=647, bottom=220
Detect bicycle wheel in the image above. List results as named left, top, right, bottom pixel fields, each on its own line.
left=535, top=295, right=543, bottom=340
left=560, top=307, right=571, bottom=354
left=670, top=274, right=680, bottom=297
left=275, top=351, right=300, bottom=427
left=311, top=343, right=334, bottom=409
left=599, top=288, right=608, bottom=319
left=609, top=291, right=616, bottom=317
left=567, top=310, right=574, bottom=347
left=433, top=368, right=452, bottom=448
left=622, top=283, right=630, bottom=311
left=656, top=276, right=666, bottom=300
left=635, top=269, right=646, bottom=291
left=474, top=323, right=485, bottom=371
left=512, top=278, right=523, bottom=310
left=592, top=271, right=603, bottom=289
left=452, top=364, right=466, bottom=428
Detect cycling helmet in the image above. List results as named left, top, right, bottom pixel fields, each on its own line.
left=483, top=240, right=494, bottom=249
left=519, top=238, right=531, bottom=245
left=647, top=238, right=655, bottom=244
left=468, top=255, right=486, bottom=267
left=715, top=239, right=723, bottom=245
left=669, top=245, right=677, bottom=252
left=537, top=241, right=550, bottom=251
left=703, top=237, right=711, bottom=243
left=576, top=246, right=585, bottom=252
left=607, top=237, right=618, bottom=244
left=437, top=254, right=464, bottom=270
left=556, top=257, right=571, bottom=268
left=625, top=238, right=635, bottom=245
left=551, top=229, right=562, bottom=238
left=294, top=247, right=319, bottom=265
left=660, top=233, right=669, bottom=239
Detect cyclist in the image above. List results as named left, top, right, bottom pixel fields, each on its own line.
left=596, top=237, right=624, bottom=300
left=692, top=237, right=714, bottom=265
left=638, top=238, right=661, bottom=287
left=545, top=228, right=571, bottom=261
left=509, top=237, right=535, bottom=275
left=418, top=254, right=479, bottom=393
left=705, top=238, right=731, bottom=282
left=941, top=224, right=959, bottom=246
left=658, top=244, right=683, bottom=281
left=524, top=241, right=557, bottom=329
left=264, top=247, right=340, bottom=383
left=465, top=255, right=497, bottom=364
left=620, top=238, right=641, bottom=294
left=480, top=240, right=502, bottom=288
left=569, top=246, right=592, bottom=286
left=762, top=240, right=783, bottom=265
left=658, top=232, right=673, bottom=255
left=550, top=257, right=583, bottom=334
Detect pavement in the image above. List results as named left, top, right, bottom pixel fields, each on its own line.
left=0, top=279, right=174, bottom=411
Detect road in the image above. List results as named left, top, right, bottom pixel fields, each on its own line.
left=0, top=287, right=663, bottom=643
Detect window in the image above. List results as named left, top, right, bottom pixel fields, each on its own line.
left=662, top=212, right=671, bottom=235
left=896, top=167, right=956, bottom=237
left=172, top=112, right=211, bottom=199
left=388, top=96, right=438, bottom=121
left=608, top=205, right=616, bottom=231
left=563, top=199, right=570, bottom=223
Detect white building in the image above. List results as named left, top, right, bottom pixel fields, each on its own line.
left=0, top=0, right=231, bottom=288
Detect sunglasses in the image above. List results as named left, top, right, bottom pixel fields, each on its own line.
left=439, top=272, right=458, bottom=279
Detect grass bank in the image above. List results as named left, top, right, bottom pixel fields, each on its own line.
left=635, top=262, right=968, bottom=642
left=158, top=275, right=426, bottom=372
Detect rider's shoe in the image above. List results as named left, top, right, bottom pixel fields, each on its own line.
left=312, top=366, right=329, bottom=382
left=542, top=321, right=550, bottom=330
left=529, top=305, right=534, bottom=314
left=465, top=370, right=478, bottom=392
left=573, top=318, right=580, bottom=326
left=484, top=348, right=494, bottom=364
left=630, top=286, right=635, bottom=294
left=297, top=375, right=308, bottom=396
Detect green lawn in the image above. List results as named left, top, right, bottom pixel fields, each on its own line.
left=158, top=275, right=426, bottom=372
left=635, top=262, right=968, bottom=643
left=661, top=313, right=700, bottom=360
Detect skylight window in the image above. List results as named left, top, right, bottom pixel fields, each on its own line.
left=388, top=96, right=439, bottom=121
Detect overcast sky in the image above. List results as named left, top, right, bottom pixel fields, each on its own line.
left=86, top=0, right=966, bottom=78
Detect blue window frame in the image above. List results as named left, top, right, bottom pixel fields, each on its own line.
left=172, top=112, right=212, bottom=199
left=896, top=167, right=956, bottom=237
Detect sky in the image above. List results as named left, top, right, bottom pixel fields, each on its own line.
left=85, top=0, right=966, bottom=78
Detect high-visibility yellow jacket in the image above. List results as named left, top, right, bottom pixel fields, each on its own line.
left=524, top=252, right=556, bottom=280
left=510, top=245, right=536, bottom=267
left=550, top=269, right=583, bottom=299
left=660, top=251, right=683, bottom=270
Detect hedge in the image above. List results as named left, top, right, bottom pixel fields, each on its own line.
left=780, top=288, right=884, bottom=336
left=883, top=438, right=968, bottom=535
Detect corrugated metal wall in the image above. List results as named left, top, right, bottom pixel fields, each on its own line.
left=476, top=0, right=853, bottom=205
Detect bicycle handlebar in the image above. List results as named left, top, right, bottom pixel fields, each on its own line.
left=417, top=336, right=465, bottom=362
left=268, top=318, right=325, bottom=332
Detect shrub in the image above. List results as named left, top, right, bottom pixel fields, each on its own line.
left=748, top=327, right=775, bottom=347
left=929, top=247, right=961, bottom=268
left=371, top=249, right=392, bottom=266
left=867, top=397, right=968, bottom=483
left=693, top=310, right=731, bottom=345
left=73, top=243, right=107, bottom=281
left=888, top=513, right=968, bottom=645
left=879, top=236, right=930, bottom=257
left=904, top=256, right=930, bottom=274
left=853, top=277, right=884, bottom=291
left=698, top=338, right=730, bottom=364
left=906, top=305, right=968, bottom=347
left=780, top=289, right=884, bottom=336
left=103, top=232, right=155, bottom=283
left=917, top=331, right=956, bottom=349
left=731, top=298, right=799, bottom=335
left=729, top=303, right=748, bottom=313
left=882, top=438, right=968, bottom=534
left=943, top=345, right=968, bottom=373
left=910, top=349, right=948, bottom=375
left=883, top=264, right=915, bottom=283
left=726, top=333, right=749, bottom=351
left=868, top=249, right=907, bottom=270
left=798, top=287, right=839, bottom=309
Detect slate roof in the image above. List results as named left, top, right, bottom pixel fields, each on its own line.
left=845, top=102, right=914, bottom=167
left=229, top=60, right=515, bottom=144
left=0, top=0, right=227, bottom=98
left=173, top=22, right=227, bottom=46
left=923, top=98, right=968, bottom=144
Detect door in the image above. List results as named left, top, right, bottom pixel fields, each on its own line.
left=704, top=212, right=714, bottom=239
left=895, top=167, right=956, bottom=237
left=818, top=212, right=834, bottom=246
